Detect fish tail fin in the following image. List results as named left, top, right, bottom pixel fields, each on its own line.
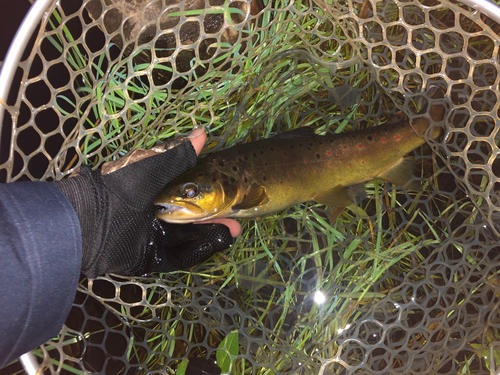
left=379, top=157, right=421, bottom=191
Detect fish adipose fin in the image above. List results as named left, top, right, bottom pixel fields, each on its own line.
left=272, top=127, right=316, bottom=139
left=379, top=157, right=421, bottom=190
left=314, top=185, right=354, bottom=207
left=233, top=183, right=269, bottom=210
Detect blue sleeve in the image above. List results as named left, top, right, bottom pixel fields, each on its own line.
left=0, top=181, right=82, bottom=368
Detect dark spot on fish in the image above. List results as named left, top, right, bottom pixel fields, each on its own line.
left=309, top=143, right=313, bottom=146
left=290, top=145, right=294, bottom=149
left=265, top=162, right=268, bottom=166
left=244, top=194, right=247, bottom=199
left=316, top=153, right=320, bottom=159
left=383, top=127, right=388, bottom=132
left=260, top=150, right=264, bottom=154
left=330, top=139, right=334, bottom=142
left=367, top=136, right=372, bottom=141
left=244, top=177, right=248, bottom=183
left=219, top=161, right=225, bottom=167
left=233, top=166, right=237, bottom=171
left=319, top=141, right=323, bottom=144
left=270, top=148, right=274, bottom=151
left=212, top=178, right=217, bottom=182
left=308, top=147, right=311, bottom=151
left=253, top=153, right=257, bottom=157
left=230, top=177, right=235, bottom=182
left=401, top=123, right=405, bottom=128
left=223, top=180, right=229, bottom=187
left=263, top=176, right=267, bottom=181
left=239, top=157, right=244, bottom=162
left=283, top=152, right=287, bottom=156
left=198, top=173, right=204, bottom=177
left=244, top=156, right=248, bottom=161
left=299, top=143, right=303, bottom=147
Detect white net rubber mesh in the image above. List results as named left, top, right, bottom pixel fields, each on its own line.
left=1, top=0, right=500, bottom=373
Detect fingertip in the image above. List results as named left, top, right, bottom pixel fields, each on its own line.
left=224, top=219, right=242, bottom=238
left=188, top=127, right=207, bottom=155
left=203, top=218, right=242, bottom=237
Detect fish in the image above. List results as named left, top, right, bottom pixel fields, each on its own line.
left=155, top=112, right=441, bottom=223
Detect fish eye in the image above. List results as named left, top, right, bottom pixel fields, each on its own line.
left=181, top=183, right=199, bottom=199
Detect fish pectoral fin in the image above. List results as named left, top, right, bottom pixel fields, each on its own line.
left=379, top=157, right=421, bottom=190
left=314, top=185, right=354, bottom=207
left=233, top=183, right=269, bottom=210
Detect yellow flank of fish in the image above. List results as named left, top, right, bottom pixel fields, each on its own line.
left=155, top=112, right=440, bottom=223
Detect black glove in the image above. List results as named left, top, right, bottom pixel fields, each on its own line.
left=53, top=138, right=233, bottom=278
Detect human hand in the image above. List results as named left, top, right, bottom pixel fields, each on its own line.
left=54, top=128, right=241, bottom=278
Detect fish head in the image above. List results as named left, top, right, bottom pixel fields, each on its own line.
left=154, top=169, right=239, bottom=223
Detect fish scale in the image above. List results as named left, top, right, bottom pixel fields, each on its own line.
left=155, top=113, right=440, bottom=223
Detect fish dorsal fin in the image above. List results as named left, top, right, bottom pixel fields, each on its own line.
left=385, top=111, right=406, bottom=126
left=233, top=183, right=269, bottom=210
left=379, top=157, right=421, bottom=190
left=314, top=185, right=354, bottom=207
left=272, top=127, right=316, bottom=140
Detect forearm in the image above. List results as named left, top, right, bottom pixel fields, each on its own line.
left=0, top=181, right=81, bottom=368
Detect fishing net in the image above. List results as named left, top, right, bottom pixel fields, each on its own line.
left=1, top=0, right=500, bottom=373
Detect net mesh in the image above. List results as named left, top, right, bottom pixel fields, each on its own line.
left=1, top=0, right=500, bottom=373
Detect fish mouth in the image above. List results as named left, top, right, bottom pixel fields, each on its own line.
left=155, top=202, right=216, bottom=223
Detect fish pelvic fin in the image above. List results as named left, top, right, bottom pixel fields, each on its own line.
left=314, top=185, right=354, bottom=207
left=233, top=183, right=269, bottom=210
left=379, top=157, right=421, bottom=190
left=314, top=183, right=368, bottom=207
left=346, top=183, right=368, bottom=204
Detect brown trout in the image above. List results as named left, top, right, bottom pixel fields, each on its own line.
left=155, top=113, right=440, bottom=223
